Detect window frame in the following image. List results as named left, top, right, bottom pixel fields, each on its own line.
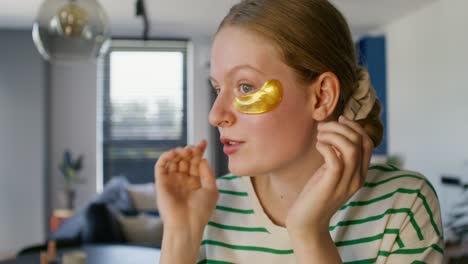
left=102, top=39, right=188, bottom=183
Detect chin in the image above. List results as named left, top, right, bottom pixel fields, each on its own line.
left=228, top=158, right=265, bottom=177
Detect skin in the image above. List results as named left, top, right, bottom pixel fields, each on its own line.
left=156, top=26, right=374, bottom=264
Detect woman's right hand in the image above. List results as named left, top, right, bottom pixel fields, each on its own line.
left=155, top=140, right=219, bottom=235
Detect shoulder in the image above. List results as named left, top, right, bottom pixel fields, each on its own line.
left=333, top=164, right=444, bottom=254
left=358, top=164, right=443, bottom=239
left=365, top=164, right=439, bottom=200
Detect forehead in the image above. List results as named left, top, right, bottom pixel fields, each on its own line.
left=210, top=26, right=283, bottom=79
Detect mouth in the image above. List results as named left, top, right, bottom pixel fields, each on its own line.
left=220, top=137, right=245, bottom=155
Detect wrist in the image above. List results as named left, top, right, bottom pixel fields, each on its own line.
left=164, top=223, right=204, bottom=244
left=287, top=224, right=330, bottom=244
left=161, top=227, right=204, bottom=264
left=288, top=228, right=342, bottom=264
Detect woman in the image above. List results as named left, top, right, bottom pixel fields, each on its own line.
left=155, top=0, right=444, bottom=263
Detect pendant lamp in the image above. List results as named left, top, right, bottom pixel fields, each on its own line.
left=32, top=0, right=111, bottom=61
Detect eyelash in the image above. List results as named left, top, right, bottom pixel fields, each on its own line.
left=210, top=82, right=256, bottom=97
left=239, top=83, right=255, bottom=95
left=212, top=88, right=221, bottom=96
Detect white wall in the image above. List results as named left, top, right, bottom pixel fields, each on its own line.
left=49, top=37, right=214, bottom=210
left=0, top=30, right=46, bottom=257
left=384, top=0, right=468, bottom=224
left=49, top=62, right=99, bottom=210
left=187, top=36, right=215, bottom=163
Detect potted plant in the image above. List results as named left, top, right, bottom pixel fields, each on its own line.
left=59, top=150, right=84, bottom=210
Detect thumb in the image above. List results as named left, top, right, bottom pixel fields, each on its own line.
left=199, top=159, right=217, bottom=190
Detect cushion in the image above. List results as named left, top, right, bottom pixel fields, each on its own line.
left=94, top=176, right=134, bottom=212
left=116, top=212, right=163, bottom=247
left=126, top=183, right=158, bottom=211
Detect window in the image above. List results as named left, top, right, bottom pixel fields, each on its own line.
left=102, top=40, right=187, bottom=183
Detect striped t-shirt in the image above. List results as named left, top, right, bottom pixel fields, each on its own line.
left=196, top=164, right=444, bottom=263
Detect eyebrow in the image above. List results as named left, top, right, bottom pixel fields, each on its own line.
left=210, top=64, right=265, bottom=84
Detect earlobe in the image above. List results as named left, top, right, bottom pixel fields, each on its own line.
left=309, top=72, right=340, bottom=121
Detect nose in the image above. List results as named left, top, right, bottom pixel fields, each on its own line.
left=209, top=92, right=236, bottom=128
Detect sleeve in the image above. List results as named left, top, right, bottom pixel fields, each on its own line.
left=384, top=175, right=445, bottom=263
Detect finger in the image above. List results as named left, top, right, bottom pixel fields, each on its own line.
left=317, top=131, right=360, bottom=187
left=169, top=159, right=179, bottom=174
left=189, top=155, right=202, bottom=177
left=318, top=121, right=361, bottom=145
left=315, top=141, right=343, bottom=189
left=199, top=159, right=217, bottom=190
left=191, top=142, right=204, bottom=157
left=174, top=147, right=191, bottom=162
left=169, top=147, right=185, bottom=165
left=155, top=150, right=177, bottom=179
left=179, top=146, right=194, bottom=159
left=189, top=141, right=206, bottom=176
left=198, top=139, right=208, bottom=157
left=339, top=115, right=373, bottom=182
left=179, top=159, right=190, bottom=174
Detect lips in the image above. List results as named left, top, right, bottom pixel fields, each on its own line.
left=220, top=137, right=245, bottom=155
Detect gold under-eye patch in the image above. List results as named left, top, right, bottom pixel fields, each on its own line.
left=232, top=79, right=283, bottom=114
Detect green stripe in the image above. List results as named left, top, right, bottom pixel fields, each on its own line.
left=369, top=165, right=399, bottom=172
left=218, top=175, right=239, bottom=180
left=340, top=188, right=418, bottom=210
left=389, top=243, right=444, bottom=255
left=218, top=189, right=248, bottom=196
left=343, top=258, right=375, bottom=264
left=201, top=240, right=294, bottom=255
left=340, top=188, right=440, bottom=236
left=335, top=233, right=384, bottom=247
left=197, top=260, right=234, bottom=264
left=411, top=261, right=426, bottom=264
left=216, top=205, right=254, bottom=214
left=364, top=174, right=438, bottom=199
left=344, top=243, right=443, bottom=264
left=207, top=221, right=269, bottom=233
left=334, top=229, right=402, bottom=247
left=396, top=235, right=404, bottom=248
left=329, top=208, right=424, bottom=240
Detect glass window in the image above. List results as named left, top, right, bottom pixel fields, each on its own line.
left=102, top=40, right=187, bottom=183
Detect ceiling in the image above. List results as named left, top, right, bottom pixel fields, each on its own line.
left=0, top=0, right=436, bottom=39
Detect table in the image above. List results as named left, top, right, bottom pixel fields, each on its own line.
left=0, top=245, right=161, bottom=264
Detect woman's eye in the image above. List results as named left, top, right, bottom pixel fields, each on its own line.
left=212, top=88, right=220, bottom=96
left=239, top=84, right=255, bottom=95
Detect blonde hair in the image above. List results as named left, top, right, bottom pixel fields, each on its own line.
left=217, top=0, right=383, bottom=147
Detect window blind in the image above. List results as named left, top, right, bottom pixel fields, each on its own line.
left=102, top=40, right=188, bottom=183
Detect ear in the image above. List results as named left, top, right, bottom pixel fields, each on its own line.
left=307, top=72, right=340, bottom=121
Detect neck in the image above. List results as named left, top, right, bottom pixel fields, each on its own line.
left=252, top=144, right=324, bottom=226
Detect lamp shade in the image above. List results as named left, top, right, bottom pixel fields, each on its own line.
left=32, top=0, right=111, bottom=61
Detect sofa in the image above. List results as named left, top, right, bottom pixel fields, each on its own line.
left=22, top=177, right=164, bottom=254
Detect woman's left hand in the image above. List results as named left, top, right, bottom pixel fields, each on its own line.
left=285, top=115, right=374, bottom=239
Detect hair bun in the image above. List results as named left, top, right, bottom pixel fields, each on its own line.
left=343, top=68, right=377, bottom=121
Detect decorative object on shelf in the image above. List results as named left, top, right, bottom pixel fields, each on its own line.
left=59, top=150, right=84, bottom=210
left=32, top=0, right=111, bottom=61
left=50, top=208, right=75, bottom=232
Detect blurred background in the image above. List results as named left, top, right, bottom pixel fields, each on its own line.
left=1, top=0, right=467, bottom=262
